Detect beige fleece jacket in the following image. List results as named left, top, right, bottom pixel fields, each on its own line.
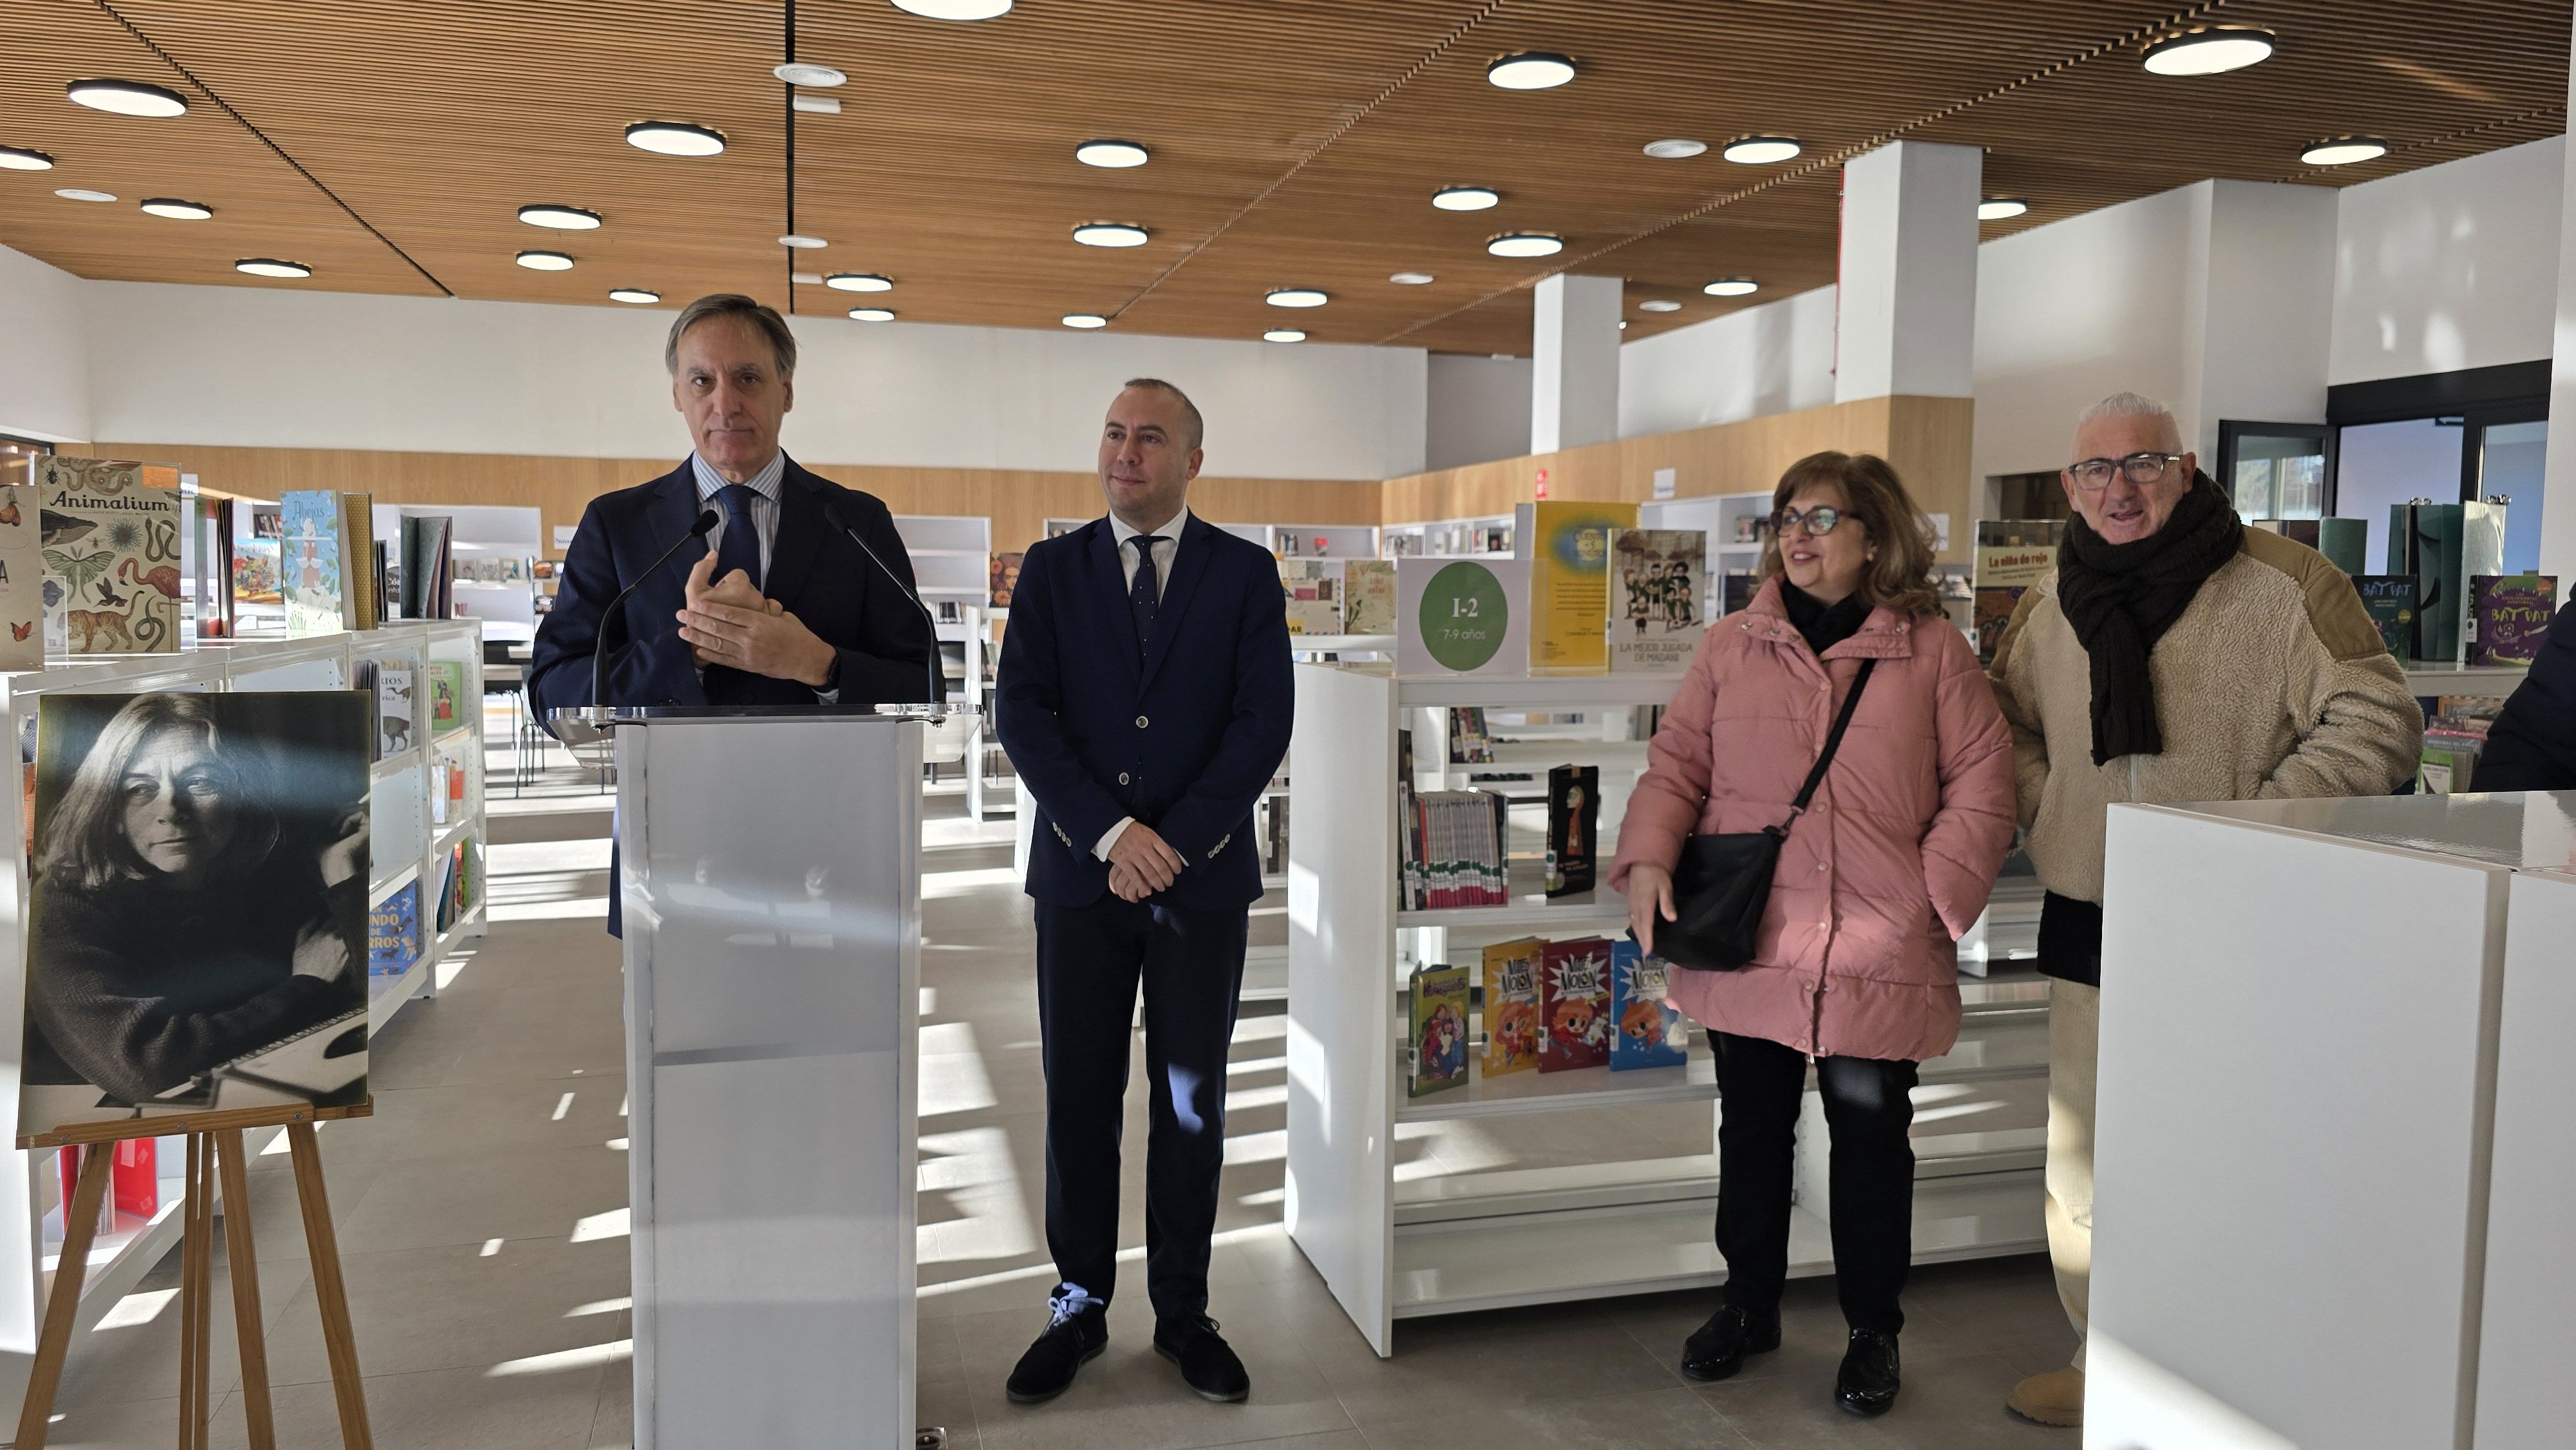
left=1986, top=528, right=2425, bottom=905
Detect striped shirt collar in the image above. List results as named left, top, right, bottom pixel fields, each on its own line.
left=688, top=449, right=788, bottom=504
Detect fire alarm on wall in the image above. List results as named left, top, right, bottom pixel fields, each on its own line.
left=1535, top=467, right=1551, bottom=500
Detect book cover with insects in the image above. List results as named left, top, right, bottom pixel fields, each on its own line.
left=33, top=458, right=184, bottom=655
left=0, top=485, right=42, bottom=670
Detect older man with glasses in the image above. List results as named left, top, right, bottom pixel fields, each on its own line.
left=1985, top=393, right=2421, bottom=1429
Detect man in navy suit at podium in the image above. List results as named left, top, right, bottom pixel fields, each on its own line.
left=996, top=379, right=1293, bottom=1406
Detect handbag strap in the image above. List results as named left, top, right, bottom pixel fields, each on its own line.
left=1772, top=657, right=1878, bottom=836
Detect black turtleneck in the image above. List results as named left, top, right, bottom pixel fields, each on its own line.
left=1779, top=579, right=1871, bottom=657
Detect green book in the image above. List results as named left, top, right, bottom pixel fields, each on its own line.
left=2351, top=575, right=2418, bottom=665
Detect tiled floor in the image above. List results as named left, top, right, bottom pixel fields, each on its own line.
left=41, top=764, right=2078, bottom=1449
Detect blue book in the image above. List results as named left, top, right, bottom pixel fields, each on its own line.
left=1609, top=941, right=1689, bottom=1070
left=368, top=880, right=421, bottom=976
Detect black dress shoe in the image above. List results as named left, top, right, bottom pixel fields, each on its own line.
left=1835, top=1328, right=1901, bottom=1416
left=1680, top=1304, right=1781, bottom=1382
left=1005, top=1297, right=1107, bottom=1404
left=1154, top=1315, right=1250, bottom=1402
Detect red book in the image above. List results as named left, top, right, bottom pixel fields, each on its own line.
left=1538, top=937, right=1613, bottom=1072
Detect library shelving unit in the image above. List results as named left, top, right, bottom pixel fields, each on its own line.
left=893, top=514, right=993, bottom=625
left=1639, top=491, right=1773, bottom=620
left=0, top=622, right=489, bottom=1398
left=1380, top=514, right=1515, bottom=560
left=1285, top=661, right=2049, bottom=1355
left=378, top=504, right=543, bottom=645
left=2404, top=664, right=2528, bottom=697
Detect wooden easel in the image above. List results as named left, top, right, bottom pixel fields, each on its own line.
left=15, top=1104, right=374, bottom=1450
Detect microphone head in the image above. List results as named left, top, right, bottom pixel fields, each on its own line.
left=822, top=502, right=849, bottom=533
left=691, top=507, right=721, bottom=536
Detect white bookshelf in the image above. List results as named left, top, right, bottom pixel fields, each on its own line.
left=377, top=504, right=542, bottom=644
left=893, top=514, right=992, bottom=623
left=1640, top=490, right=1774, bottom=621
left=1283, top=662, right=2049, bottom=1355
left=1381, top=514, right=1515, bottom=560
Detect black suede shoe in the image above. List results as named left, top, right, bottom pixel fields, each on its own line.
left=1154, top=1315, right=1249, bottom=1402
left=1680, top=1304, right=1781, bottom=1382
left=1005, top=1295, right=1107, bottom=1405
left=1835, top=1328, right=1901, bottom=1416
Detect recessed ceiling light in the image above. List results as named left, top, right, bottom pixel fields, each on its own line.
left=54, top=188, right=115, bottom=203
left=2143, top=26, right=2277, bottom=76
left=1264, top=329, right=1307, bottom=343
left=1432, top=185, right=1500, bottom=212
left=826, top=272, right=893, bottom=292
left=609, top=288, right=661, bottom=304
left=1061, top=313, right=1108, bottom=329
left=848, top=306, right=896, bottom=321
left=518, top=203, right=601, bottom=230
left=773, top=62, right=847, bottom=87
left=791, top=95, right=842, bottom=115
left=1703, top=276, right=1757, bottom=297
left=516, top=250, right=575, bottom=271
left=139, top=197, right=212, bottom=220
left=1390, top=271, right=1435, bottom=285
left=625, top=120, right=726, bottom=156
left=1642, top=139, right=1707, bottom=160
left=1638, top=299, right=1681, bottom=313
left=1976, top=196, right=2031, bottom=221
left=779, top=234, right=828, bottom=249
left=1487, top=52, right=1575, bottom=90
left=1488, top=232, right=1564, bottom=258
left=0, top=146, right=56, bottom=171
left=1723, top=135, right=1802, bottom=165
left=1267, top=288, right=1328, bottom=308
left=2302, top=137, right=2389, bottom=166
left=66, top=79, right=187, bottom=118
left=1076, top=139, right=1149, bottom=168
left=1073, top=222, right=1150, bottom=247
left=893, top=0, right=1013, bottom=17
left=235, top=258, right=311, bottom=279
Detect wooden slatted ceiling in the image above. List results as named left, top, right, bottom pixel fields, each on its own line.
left=0, top=0, right=2564, bottom=361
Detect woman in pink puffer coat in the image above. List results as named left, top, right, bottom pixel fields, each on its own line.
left=1610, top=451, right=2016, bottom=1418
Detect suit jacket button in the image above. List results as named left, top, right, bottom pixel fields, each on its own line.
left=1119, top=772, right=1130, bottom=785
left=1135, top=714, right=1149, bottom=728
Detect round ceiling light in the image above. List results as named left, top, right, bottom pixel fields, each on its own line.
left=1432, top=185, right=1500, bottom=212
left=235, top=258, right=311, bottom=279
left=1487, top=232, right=1564, bottom=258
left=892, top=0, right=1013, bottom=17
left=66, top=79, right=187, bottom=118
left=848, top=306, right=896, bottom=321
left=1703, top=276, right=1758, bottom=297
left=0, top=146, right=56, bottom=171
left=1642, top=139, right=1707, bottom=160
left=2302, top=136, right=2389, bottom=166
left=1061, top=313, right=1108, bottom=329
left=609, top=288, right=661, bottom=304
left=1267, top=288, right=1328, bottom=308
left=1075, top=139, right=1149, bottom=168
left=1264, top=329, right=1307, bottom=343
left=1390, top=271, right=1435, bottom=285
left=1977, top=196, right=2031, bottom=220
left=1487, top=52, right=1576, bottom=90
left=825, top=272, right=893, bottom=292
left=139, top=197, right=212, bottom=220
left=516, top=250, right=575, bottom=271
left=1638, top=299, right=1682, bottom=313
left=55, top=188, right=116, bottom=202
left=1072, top=221, right=1150, bottom=247
left=625, top=120, right=726, bottom=156
left=518, top=203, right=602, bottom=230
left=779, top=234, right=829, bottom=249
left=2143, top=26, right=2277, bottom=76
left=1723, top=135, right=1802, bottom=165
left=773, top=61, right=848, bottom=87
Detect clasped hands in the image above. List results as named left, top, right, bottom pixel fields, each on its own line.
left=1106, top=821, right=1188, bottom=903
left=675, top=552, right=838, bottom=686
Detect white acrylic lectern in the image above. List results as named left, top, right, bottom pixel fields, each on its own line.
left=557, top=705, right=971, bottom=1450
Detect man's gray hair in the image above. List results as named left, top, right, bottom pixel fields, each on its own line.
left=2077, top=391, right=2179, bottom=436
left=666, top=294, right=797, bottom=377
left=1123, top=377, right=1204, bottom=451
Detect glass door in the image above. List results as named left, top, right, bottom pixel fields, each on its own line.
left=2472, top=417, right=2546, bottom=574
left=2216, top=421, right=2327, bottom=521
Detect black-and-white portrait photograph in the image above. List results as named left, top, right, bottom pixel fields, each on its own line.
left=20, top=690, right=371, bottom=1137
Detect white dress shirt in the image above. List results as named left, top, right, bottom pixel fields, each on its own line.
left=1094, top=506, right=1189, bottom=862
left=687, top=449, right=837, bottom=701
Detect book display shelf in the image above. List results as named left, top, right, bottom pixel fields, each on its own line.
left=1380, top=514, right=1515, bottom=560
left=0, top=622, right=489, bottom=1391
left=893, top=514, right=992, bottom=623
left=1285, top=662, right=2049, bottom=1355
left=379, top=504, right=542, bottom=643
left=1639, top=491, right=1773, bottom=621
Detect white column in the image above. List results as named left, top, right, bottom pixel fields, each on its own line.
left=2180, top=180, right=2338, bottom=463
left=1834, top=140, right=1981, bottom=402
left=2537, top=22, right=2576, bottom=587
left=1530, top=272, right=1622, bottom=452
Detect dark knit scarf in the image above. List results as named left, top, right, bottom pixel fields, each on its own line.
left=2055, top=471, right=2244, bottom=766
left=1779, top=579, right=1871, bottom=657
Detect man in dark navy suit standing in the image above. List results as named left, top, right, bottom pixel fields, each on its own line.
left=996, top=379, right=1292, bottom=1406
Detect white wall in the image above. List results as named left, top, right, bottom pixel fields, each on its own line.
left=2184, top=181, right=2340, bottom=463
left=1425, top=353, right=1529, bottom=470
left=2331, top=135, right=2564, bottom=385
left=0, top=244, right=90, bottom=442
left=1618, top=285, right=1838, bottom=438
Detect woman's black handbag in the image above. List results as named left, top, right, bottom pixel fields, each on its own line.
left=1645, top=658, right=1877, bottom=970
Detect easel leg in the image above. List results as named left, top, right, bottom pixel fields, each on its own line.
left=181, top=1134, right=214, bottom=1450
left=287, top=1123, right=374, bottom=1450
left=15, top=1144, right=112, bottom=1450
left=216, top=1131, right=278, bottom=1450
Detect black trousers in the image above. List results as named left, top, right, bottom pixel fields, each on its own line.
left=1712, top=1030, right=1920, bottom=1334
left=1035, top=894, right=1248, bottom=1321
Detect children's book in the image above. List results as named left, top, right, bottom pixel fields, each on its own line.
left=280, top=490, right=345, bottom=637
left=376, top=664, right=415, bottom=758
left=1280, top=560, right=1341, bottom=634
left=368, top=881, right=422, bottom=977
left=2468, top=574, right=2558, bottom=666
left=426, top=660, right=466, bottom=731
left=2351, top=575, right=2418, bottom=665
left=1479, top=937, right=1546, bottom=1077
left=1546, top=764, right=1598, bottom=898
left=1609, top=941, right=1689, bottom=1070
left=1407, top=965, right=1470, bottom=1097
left=1537, top=937, right=1613, bottom=1072
left=1605, top=528, right=1706, bottom=673
left=1521, top=501, right=1637, bottom=673
left=33, top=456, right=184, bottom=654
left=0, top=485, right=42, bottom=670
left=1342, top=560, right=1397, bottom=635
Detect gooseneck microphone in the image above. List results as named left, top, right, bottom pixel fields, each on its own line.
left=823, top=502, right=945, bottom=708
left=592, top=507, right=721, bottom=708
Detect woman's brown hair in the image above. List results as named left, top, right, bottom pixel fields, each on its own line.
left=1756, top=450, right=1944, bottom=617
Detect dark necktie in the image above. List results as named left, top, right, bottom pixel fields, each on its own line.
left=1126, top=534, right=1160, bottom=659
left=715, top=482, right=764, bottom=594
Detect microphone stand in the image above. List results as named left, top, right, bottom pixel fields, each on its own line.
left=824, top=502, right=945, bottom=709
left=592, top=507, right=722, bottom=710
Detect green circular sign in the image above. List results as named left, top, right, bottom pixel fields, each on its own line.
left=1417, top=561, right=1510, bottom=672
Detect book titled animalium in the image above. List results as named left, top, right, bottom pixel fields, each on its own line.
left=33, top=457, right=184, bottom=655
left=0, top=485, right=43, bottom=670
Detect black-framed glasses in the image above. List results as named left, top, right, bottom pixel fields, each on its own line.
left=1772, top=505, right=1845, bottom=536
left=2067, top=452, right=2183, bottom=491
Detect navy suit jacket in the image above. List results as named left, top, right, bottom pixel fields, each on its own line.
left=997, top=513, right=1293, bottom=911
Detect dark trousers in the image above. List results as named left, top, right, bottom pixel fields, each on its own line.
left=1712, top=1030, right=1920, bottom=1334
left=1034, top=894, right=1248, bottom=1321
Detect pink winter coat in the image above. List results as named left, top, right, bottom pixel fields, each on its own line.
left=1609, top=578, right=2017, bottom=1063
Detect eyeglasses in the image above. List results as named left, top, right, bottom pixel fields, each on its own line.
left=1772, top=505, right=1845, bottom=536
left=2066, top=452, right=2183, bottom=491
